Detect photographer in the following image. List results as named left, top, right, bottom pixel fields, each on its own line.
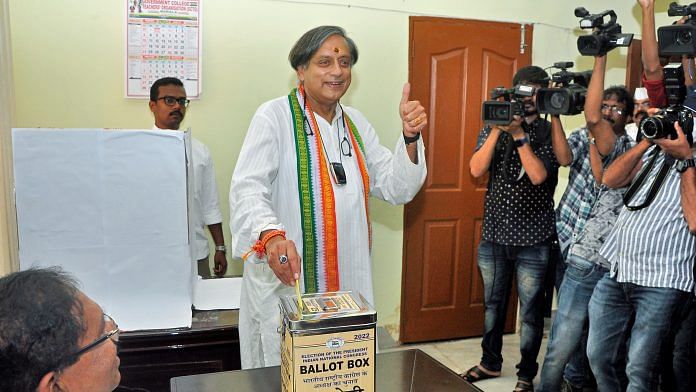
left=660, top=55, right=696, bottom=392
left=635, top=3, right=696, bottom=390
left=640, top=0, right=668, bottom=108
left=465, top=66, right=558, bottom=392
left=585, top=81, right=696, bottom=392
left=539, top=52, right=634, bottom=392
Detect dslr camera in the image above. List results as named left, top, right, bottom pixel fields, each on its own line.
left=481, top=85, right=535, bottom=125
left=639, top=63, right=695, bottom=145
left=575, top=7, right=633, bottom=56
left=537, top=61, right=592, bottom=115
left=658, top=2, right=696, bottom=56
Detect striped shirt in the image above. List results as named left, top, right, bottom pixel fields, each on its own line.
left=599, top=146, right=696, bottom=292
left=556, top=128, right=634, bottom=256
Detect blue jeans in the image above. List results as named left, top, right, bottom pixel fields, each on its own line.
left=660, top=295, right=696, bottom=392
left=587, top=275, right=688, bottom=392
left=537, top=255, right=607, bottom=392
left=477, top=240, right=550, bottom=380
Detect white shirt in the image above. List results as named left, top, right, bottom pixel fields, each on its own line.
left=625, top=122, right=639, bottom=143
left=154, top=126, right=223, bottom=260
left=229, top=96, right=426, bottom=369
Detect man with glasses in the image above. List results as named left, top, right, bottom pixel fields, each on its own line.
left=230, top=26, right=427, bottom=369
left=0, top=267, right=120, bottom=392
left=540, top=52, right=634, bottom=392
left=149, top=77, right=228, bottom=277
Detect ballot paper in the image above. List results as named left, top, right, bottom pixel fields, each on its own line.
left=13, top=128, right=194, bottom=331
left=192, top=276, right=242, bottom=310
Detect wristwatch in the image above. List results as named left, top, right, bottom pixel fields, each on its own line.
left=215, top=245, right=227, bottom=253
left=403, top=132, right=420, bottom=145
left=514, top=135, right=529, bottom=148
left=675, top=158, right=696, bottom=173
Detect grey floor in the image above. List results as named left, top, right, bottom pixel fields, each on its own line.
left=378, top=325, right=550, bottom=392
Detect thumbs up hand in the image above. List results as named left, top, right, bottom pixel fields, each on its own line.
left=399, top=82, right=427, bottom=137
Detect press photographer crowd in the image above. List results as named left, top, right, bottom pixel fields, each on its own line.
left=469, top=1, right=696, bottom=391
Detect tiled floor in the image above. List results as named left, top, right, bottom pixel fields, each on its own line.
left=381, top=330, right=549, bottom=392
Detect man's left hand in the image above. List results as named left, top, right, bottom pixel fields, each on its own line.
left=400, top=82, right=428, bottom=137
left=653, top=121, right=693, bottom=160
left=213, top=250, right=228, bottom=276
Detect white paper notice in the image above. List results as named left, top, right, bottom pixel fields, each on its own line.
left=192, top=276, right=242, bottom=310
left=13, top=128, right=193, bottom=331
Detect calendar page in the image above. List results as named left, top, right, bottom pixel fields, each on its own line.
left=126, top=0, right=201, bottom=98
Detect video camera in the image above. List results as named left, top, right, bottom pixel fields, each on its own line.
left=575, top=7, right=633, bottom=56
left=639, top=63, right=695, bottom=145
left=537, top=62, right=592, bottom=116
left=481, top=85, right=536, bottom=125
left=658, top=2, right=696, bottom=56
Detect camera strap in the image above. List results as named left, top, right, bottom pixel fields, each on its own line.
left=623, top=147, right=671, bottom=211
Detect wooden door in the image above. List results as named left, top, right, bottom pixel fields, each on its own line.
left=400, top=17, right=532, bottom=343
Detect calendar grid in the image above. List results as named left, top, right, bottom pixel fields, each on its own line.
left=126, top=0, right=201, bottom=98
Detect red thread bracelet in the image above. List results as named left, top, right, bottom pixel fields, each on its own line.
left=242, top=230, right=287, bottom=260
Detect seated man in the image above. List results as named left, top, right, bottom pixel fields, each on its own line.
left=0, top=268, right=121, bottom=392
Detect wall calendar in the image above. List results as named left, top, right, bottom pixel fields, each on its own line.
left=126, top=0, right=201, bottom=98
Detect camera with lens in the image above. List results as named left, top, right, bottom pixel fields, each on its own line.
left=639, top=106, right=694, bottom=145
left=658, top=2, right=696, bottom=56
left=575, top=7, right=634, bottom=56
left=639, top=63, right=695, bottom=145
left=481, top=85, right=535, bottom=125
left=537, top=62, right=592, bottom=116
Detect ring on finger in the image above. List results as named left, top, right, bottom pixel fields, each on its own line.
left=414, top=116, right=422, bottom=125
left=279, top=254, right=288, bottom=264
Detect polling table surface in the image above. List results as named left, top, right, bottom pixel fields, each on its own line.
left=170, top=348, right=482, bottom=392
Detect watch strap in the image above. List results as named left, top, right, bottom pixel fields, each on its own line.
left=215, top=245, right=227, bottom=253
left=676, top=158, right=696, bottom=173
left=403, top=132, right=420, bottom=145
left=514, top=135, right=529, bottom=148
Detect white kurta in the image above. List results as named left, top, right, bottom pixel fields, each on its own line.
left=229, top=96, right=427, bottom=369
left=154, top=126, right=223, bottom=260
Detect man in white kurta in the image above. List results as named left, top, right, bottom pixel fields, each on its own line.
left=149, top=77, right=228, bottom=276
left=153, top=126, right=224, bottom=273
left=230, top=26, right=428, bottom=369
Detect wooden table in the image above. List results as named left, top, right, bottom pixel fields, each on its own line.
left=116, top=309, right=240, bottom=392
left=170, top=349, right=482, bottom=392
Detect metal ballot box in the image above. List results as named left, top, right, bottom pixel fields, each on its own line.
left=279, top=291, right=376, bottom=392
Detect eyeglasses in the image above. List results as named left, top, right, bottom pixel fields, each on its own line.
left=601, top=104, right=624, bottom=116
left=158, top=96, right=190, bottom=107
left=69, top=314, right=120, bottom=359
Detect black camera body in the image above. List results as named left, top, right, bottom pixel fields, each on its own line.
left=537, top=62, right=592, bottom=116
left=639, top=63, right=695, bottom=145
left=575, top=7, right=633, bottom=56
left=639, top=106, right=694, bottom=145
left=658, top=2, right=696, bottom=56
left=664, top=63, right=686, bottom=106
left=481, top=85, right=535, bottom=125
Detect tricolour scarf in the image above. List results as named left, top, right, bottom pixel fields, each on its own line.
left=288, top=86, right=371, bottom=293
